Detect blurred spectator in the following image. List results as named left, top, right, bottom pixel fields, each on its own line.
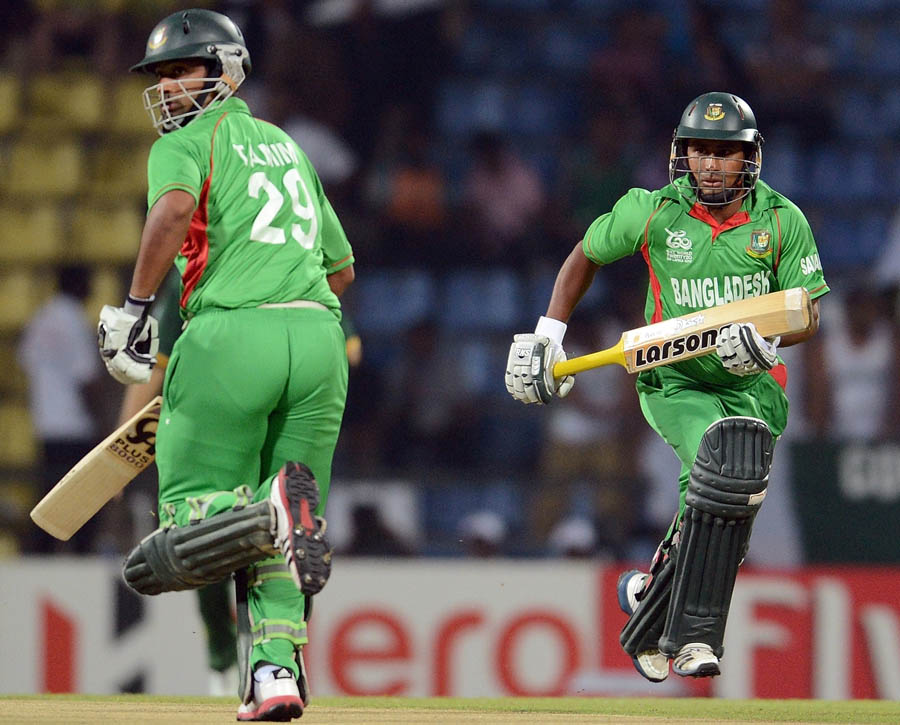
left=28, top=2, right=124, bottom=74
left=739, top=0, right=833, bottom=145
left=547, top=517, right=597, bottom=559
left=559, top=110, right=637, bottom=235
left=344, top=503, right=416, bottom=557
left=17, top=264, right=104, bottom=554
left=532, top=283, right=646, bottom=542
left=674, top=3, right=752, bottom=101
left=588, top=9, right=674, bottom=125
left=364, top=105, right=448, bottom=267
left=461, top=130, right=545, bottom=265
left=382, top=318, right=483, bottom=471
left=805, top=278, right=900, bottom=441
left=459, top=510, right=507, bottom=557
left=0, top=0, right=36, bottom=68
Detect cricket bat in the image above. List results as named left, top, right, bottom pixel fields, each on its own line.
left=30, top=396, right=162, bottom=541
left=553, top=287, right=813, bottom=378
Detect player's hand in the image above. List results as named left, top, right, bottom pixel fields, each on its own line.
left=505, top=334, right=575, bottom=404
left=98, top=302, right=159, bottom=384
left=716, top=322, right=779, bottom=376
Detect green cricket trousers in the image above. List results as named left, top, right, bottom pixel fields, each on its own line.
left=636, top=365, right=789, bottom=517
left=155, top=305, right=348, bottom=676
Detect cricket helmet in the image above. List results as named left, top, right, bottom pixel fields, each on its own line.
left=669, top=92, right=764, bottom=205
left=131, top=8, right=251, bottom=134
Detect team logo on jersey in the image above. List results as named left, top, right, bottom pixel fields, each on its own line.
left=704, top=103, right=725, bottom=121
left=747, top=229, right=773, bottom=258
left=665, top=228, right=693, bottom=263
left=148, top=26, right=168, bottom=50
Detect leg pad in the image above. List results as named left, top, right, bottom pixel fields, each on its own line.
left=659, top=417, right=773, bottom=658
left=123, top=501, right=277, bottom=595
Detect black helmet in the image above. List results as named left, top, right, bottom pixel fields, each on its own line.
left=669, top=92, right=764, bottom=206
left=131, top=8, right=251, bottom=76
left=132, top=9, right=251, bottom=134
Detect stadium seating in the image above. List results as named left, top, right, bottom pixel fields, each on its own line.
left=28, top=71, right=104, bottom=133
left=0, top=269, right=53, bottom=332
left=0, top=403, right=36, bottom=467
left=108, top=76, right=157, bottom=138
left=69, top=204, right=143, bottom=263
left=0, top=74, right=21, bottom=134
left=1, top=137, right=84, bottom=198
left=0, top=204, right=63, bottom=264
left=87, top=144, right=150, bottom=199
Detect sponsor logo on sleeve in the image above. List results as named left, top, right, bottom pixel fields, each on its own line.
left=800, top=252, right=822, bottom=276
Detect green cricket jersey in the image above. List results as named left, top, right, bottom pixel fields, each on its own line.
left=582, top=175, right=829, bottom=386
left=146, top=97, right=354, bottom=319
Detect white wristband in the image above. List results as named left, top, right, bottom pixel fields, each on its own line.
left=535, top=316, right=567, bottom=346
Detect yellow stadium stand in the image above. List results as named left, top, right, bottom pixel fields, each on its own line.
left=0, top=340, right=28, bottom=396
left=0, top=403, right=37, bottom=467
left=87, top=144, right=149, bottom=200
left=0, top=269, right=54, bottom=332
left=0, top=74, right=21, bottom=134
left=70, top=203, right=143, bottom=263
left=84, top=266, right=128, bottom=319
left=1, top=137, right=84, bottom=198
left=108, top=76, right=157, bottom=138
left=28, top=71, right=104, bottom=133
left=0, top=204, right=63, bottom=264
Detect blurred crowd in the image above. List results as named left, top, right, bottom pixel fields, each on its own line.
left=2, top=0, right=900, bottom=562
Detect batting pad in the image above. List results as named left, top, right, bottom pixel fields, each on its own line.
left=123, top=500, right=278, bottom=595
left=658, top=417, right=773, bottom=659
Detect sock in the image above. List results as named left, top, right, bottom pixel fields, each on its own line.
left=253, top=664, right=279, bottom=682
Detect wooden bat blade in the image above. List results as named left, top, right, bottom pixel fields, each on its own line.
left=553, top=287, right=812, bottom=378
left=30, top=396, right=162, bottom=541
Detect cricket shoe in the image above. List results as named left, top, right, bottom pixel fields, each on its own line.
left=672, top=643, right=720, bottom=678
left=270, top=461, right=332, bottom=596
left=616, top=569, right=648, bottom=615
left=236, top=666, right=303, bottom=721
left=616, top=569, right=669, bottom=683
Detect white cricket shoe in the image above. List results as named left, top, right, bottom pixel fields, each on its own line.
left=616, top=569, right=669, bottom=682
left=270, top=461, right=332, bottom=596
left=236, top=666, right=303, bottom=721
left=616, top=569, right=648, bottom=615
left=673, top=642, right=720, bottom=678
left=633, top=650, right=670, bottom=682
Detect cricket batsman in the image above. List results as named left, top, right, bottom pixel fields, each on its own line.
left=505, top=92, right=829, bottom=680
left=96, top=8, right=355, bottom=720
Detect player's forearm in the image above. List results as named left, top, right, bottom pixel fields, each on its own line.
left=327, top=263, right=355, bottom=298
left=130, top=190, right=196, bottom=299
left=545, top=241, right=600, bottom=322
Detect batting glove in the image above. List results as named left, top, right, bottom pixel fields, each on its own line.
left=505, top=316, right=575, bottom=404
left=98, top=295, right=159, bottom=385
left=716, top=322, right=779, bottom=376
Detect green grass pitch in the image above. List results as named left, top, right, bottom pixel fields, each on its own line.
left=2, top=695, right=899, bottom=723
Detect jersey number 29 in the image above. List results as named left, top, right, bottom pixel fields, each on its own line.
left=248, top=168, right=318, bottom=249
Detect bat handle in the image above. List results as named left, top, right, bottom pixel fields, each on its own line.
left=553, top=338, right=627, bottom=378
